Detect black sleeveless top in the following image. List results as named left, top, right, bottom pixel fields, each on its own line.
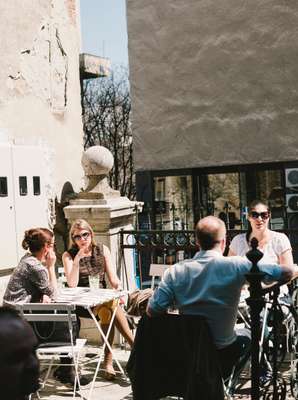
left=67, top=244, right=107, bottom=288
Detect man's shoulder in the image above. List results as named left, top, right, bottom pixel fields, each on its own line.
left=170, top=259, right=191, bottom=274
left=177, top=257, right=197, bottom=266
left=170, top=258, right=203, bottom=276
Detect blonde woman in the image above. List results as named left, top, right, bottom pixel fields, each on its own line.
left=62, top=219, right=134, bottom=380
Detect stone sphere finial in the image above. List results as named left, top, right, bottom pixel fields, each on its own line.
left=81, top=146, right=114, bottom=176
left=79, top=145, right=120, bottom=200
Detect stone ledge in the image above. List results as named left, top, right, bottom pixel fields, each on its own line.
left=80, top=53, right=110, bottom=79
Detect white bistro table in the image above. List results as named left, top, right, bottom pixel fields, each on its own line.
left=55, top=287, right=128, bottom=398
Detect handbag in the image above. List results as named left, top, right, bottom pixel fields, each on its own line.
left=31, top=313, right=79, bottom=344
left=126, top=288, right=154, bottom=317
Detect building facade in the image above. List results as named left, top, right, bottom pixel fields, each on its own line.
left=0, top=0, right=84, bottom=271
left=126, top=0, right=298, bottom=237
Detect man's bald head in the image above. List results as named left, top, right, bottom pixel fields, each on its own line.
left=196, top=216, right=226, bottom=251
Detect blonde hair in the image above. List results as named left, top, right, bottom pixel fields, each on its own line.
left=68, top=219, right=96, bottom=249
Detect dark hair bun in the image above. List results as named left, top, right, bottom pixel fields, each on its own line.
left=21, top=228, right=53, bottom=254
left=22, top=230, right=31, bottom=250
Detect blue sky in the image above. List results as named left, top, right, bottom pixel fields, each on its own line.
left=80, top=0, right=129, bottom=68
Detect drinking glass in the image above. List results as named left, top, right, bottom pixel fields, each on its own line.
left=88, top=274, right=100, bottom=289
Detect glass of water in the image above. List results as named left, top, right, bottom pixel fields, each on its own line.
left=88, top=274, right=100, bottom=289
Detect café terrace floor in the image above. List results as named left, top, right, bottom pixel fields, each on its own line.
left=33, top=345, right=297, bottom=400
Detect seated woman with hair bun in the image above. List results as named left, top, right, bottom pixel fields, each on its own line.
left=4, top=228, right=57, bottom=304
left=4, top=228, right=90, bottom=387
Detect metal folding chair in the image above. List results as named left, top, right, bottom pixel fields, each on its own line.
left=15, top=302, right=86, bottom=398
left=149, top=263, right=169, bottom=289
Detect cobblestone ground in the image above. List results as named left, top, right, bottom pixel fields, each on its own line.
left=31, top=346, right=296, bottom=400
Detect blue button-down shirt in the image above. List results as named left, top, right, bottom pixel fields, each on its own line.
left=149, top=250, right=281, bottom=348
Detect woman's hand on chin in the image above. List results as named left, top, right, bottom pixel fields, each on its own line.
left=41, top=294, right=52, bottom=303
left=45, top=249, right=56, bottom=269
left=77, top=246, right=90, bottom=257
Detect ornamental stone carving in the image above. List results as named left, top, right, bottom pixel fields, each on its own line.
left=79, top=145, right=120, bottom=199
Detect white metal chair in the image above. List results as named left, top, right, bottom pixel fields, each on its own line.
left=149, top=263, right=169, bottom=289
left=15, top=302, right=87, bottom=398
left=57, top=266, right=67, bottom=288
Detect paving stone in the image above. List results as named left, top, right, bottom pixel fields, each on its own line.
left=30, top=346, right=296, bottom=400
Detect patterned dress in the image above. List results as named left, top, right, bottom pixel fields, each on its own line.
left=67, top=244, right=107, bottom=288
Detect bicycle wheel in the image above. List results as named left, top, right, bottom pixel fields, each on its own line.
left=265, top=307, right=288, bottom=367
left=291, top=359, right=298, bottom=398
left=290, top=330, right=298, bottom=398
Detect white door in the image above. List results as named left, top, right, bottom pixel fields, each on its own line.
left=0, top=144, right=18, bottom=268
left=12, top=145, right=48, bottom=260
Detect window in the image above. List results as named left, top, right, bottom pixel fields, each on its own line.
left=203, top=172, right=241, bottom=229
left=153, top=175, right=193, bottom=230
left=33, top=176, right=41, bottom=196
left=256, top=169, right=285, bottom=229
left=154, top=178, right=165, bottom=201
left=19, top=176, right=27, bottom=196
left=0, top=177, right=8, bottom=197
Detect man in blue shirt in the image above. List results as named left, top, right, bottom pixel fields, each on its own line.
left=147, top=216, right=297, bottom=386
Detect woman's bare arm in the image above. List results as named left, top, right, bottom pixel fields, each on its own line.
left=279, top=249, right=294, bottom=267
left=62, top=250, right=83, bottom=287
left=103, top=245, right=121, bottom=289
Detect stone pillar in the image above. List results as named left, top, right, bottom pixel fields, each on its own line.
left=63, top=146, right=142, bottom=343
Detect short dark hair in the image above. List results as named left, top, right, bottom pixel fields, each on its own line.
left=196, top=230, right=221, bottom=250
left=195, top=217, right=225, bottom=250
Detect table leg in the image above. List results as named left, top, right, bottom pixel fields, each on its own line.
left=86, top=301, right=125, bottom=399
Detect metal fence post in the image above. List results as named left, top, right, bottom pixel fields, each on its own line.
left=245, top=237, right=265, bottom=400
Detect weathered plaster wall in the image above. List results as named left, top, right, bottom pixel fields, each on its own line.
left=0, top=0, right=83, bottom=197
left=126, top=0, right=298, bottom=171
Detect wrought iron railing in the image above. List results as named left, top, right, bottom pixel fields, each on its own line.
left=120, top=228, right=298, bottom=286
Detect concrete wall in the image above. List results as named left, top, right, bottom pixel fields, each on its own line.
left=0, top=0, right=83, bottom=198
left=126, top=0, right=298, bottom=171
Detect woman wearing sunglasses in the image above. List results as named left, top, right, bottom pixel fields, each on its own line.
left=228, top=200, right=293, bottom=384
left=62, top=218, right=134, bottom=380
left=228, top=200, right=293, bottom=266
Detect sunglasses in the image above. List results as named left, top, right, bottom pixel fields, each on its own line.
left=249, top=211, right=270, bottom=220
left=72, top=232, right=90, bottom=241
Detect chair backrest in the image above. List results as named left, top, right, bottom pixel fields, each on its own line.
left=14, top=303, right=78, bottom=346
left=58, top=267, right=67, bottom=287
left=127, top=314, right=224, bottom=400
left=149, top=264, right=169, bottom=289
left=14, top=302, right=77, bottom=323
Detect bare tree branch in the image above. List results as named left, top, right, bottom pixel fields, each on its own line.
left=82, top=67, right=136, bottom=199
